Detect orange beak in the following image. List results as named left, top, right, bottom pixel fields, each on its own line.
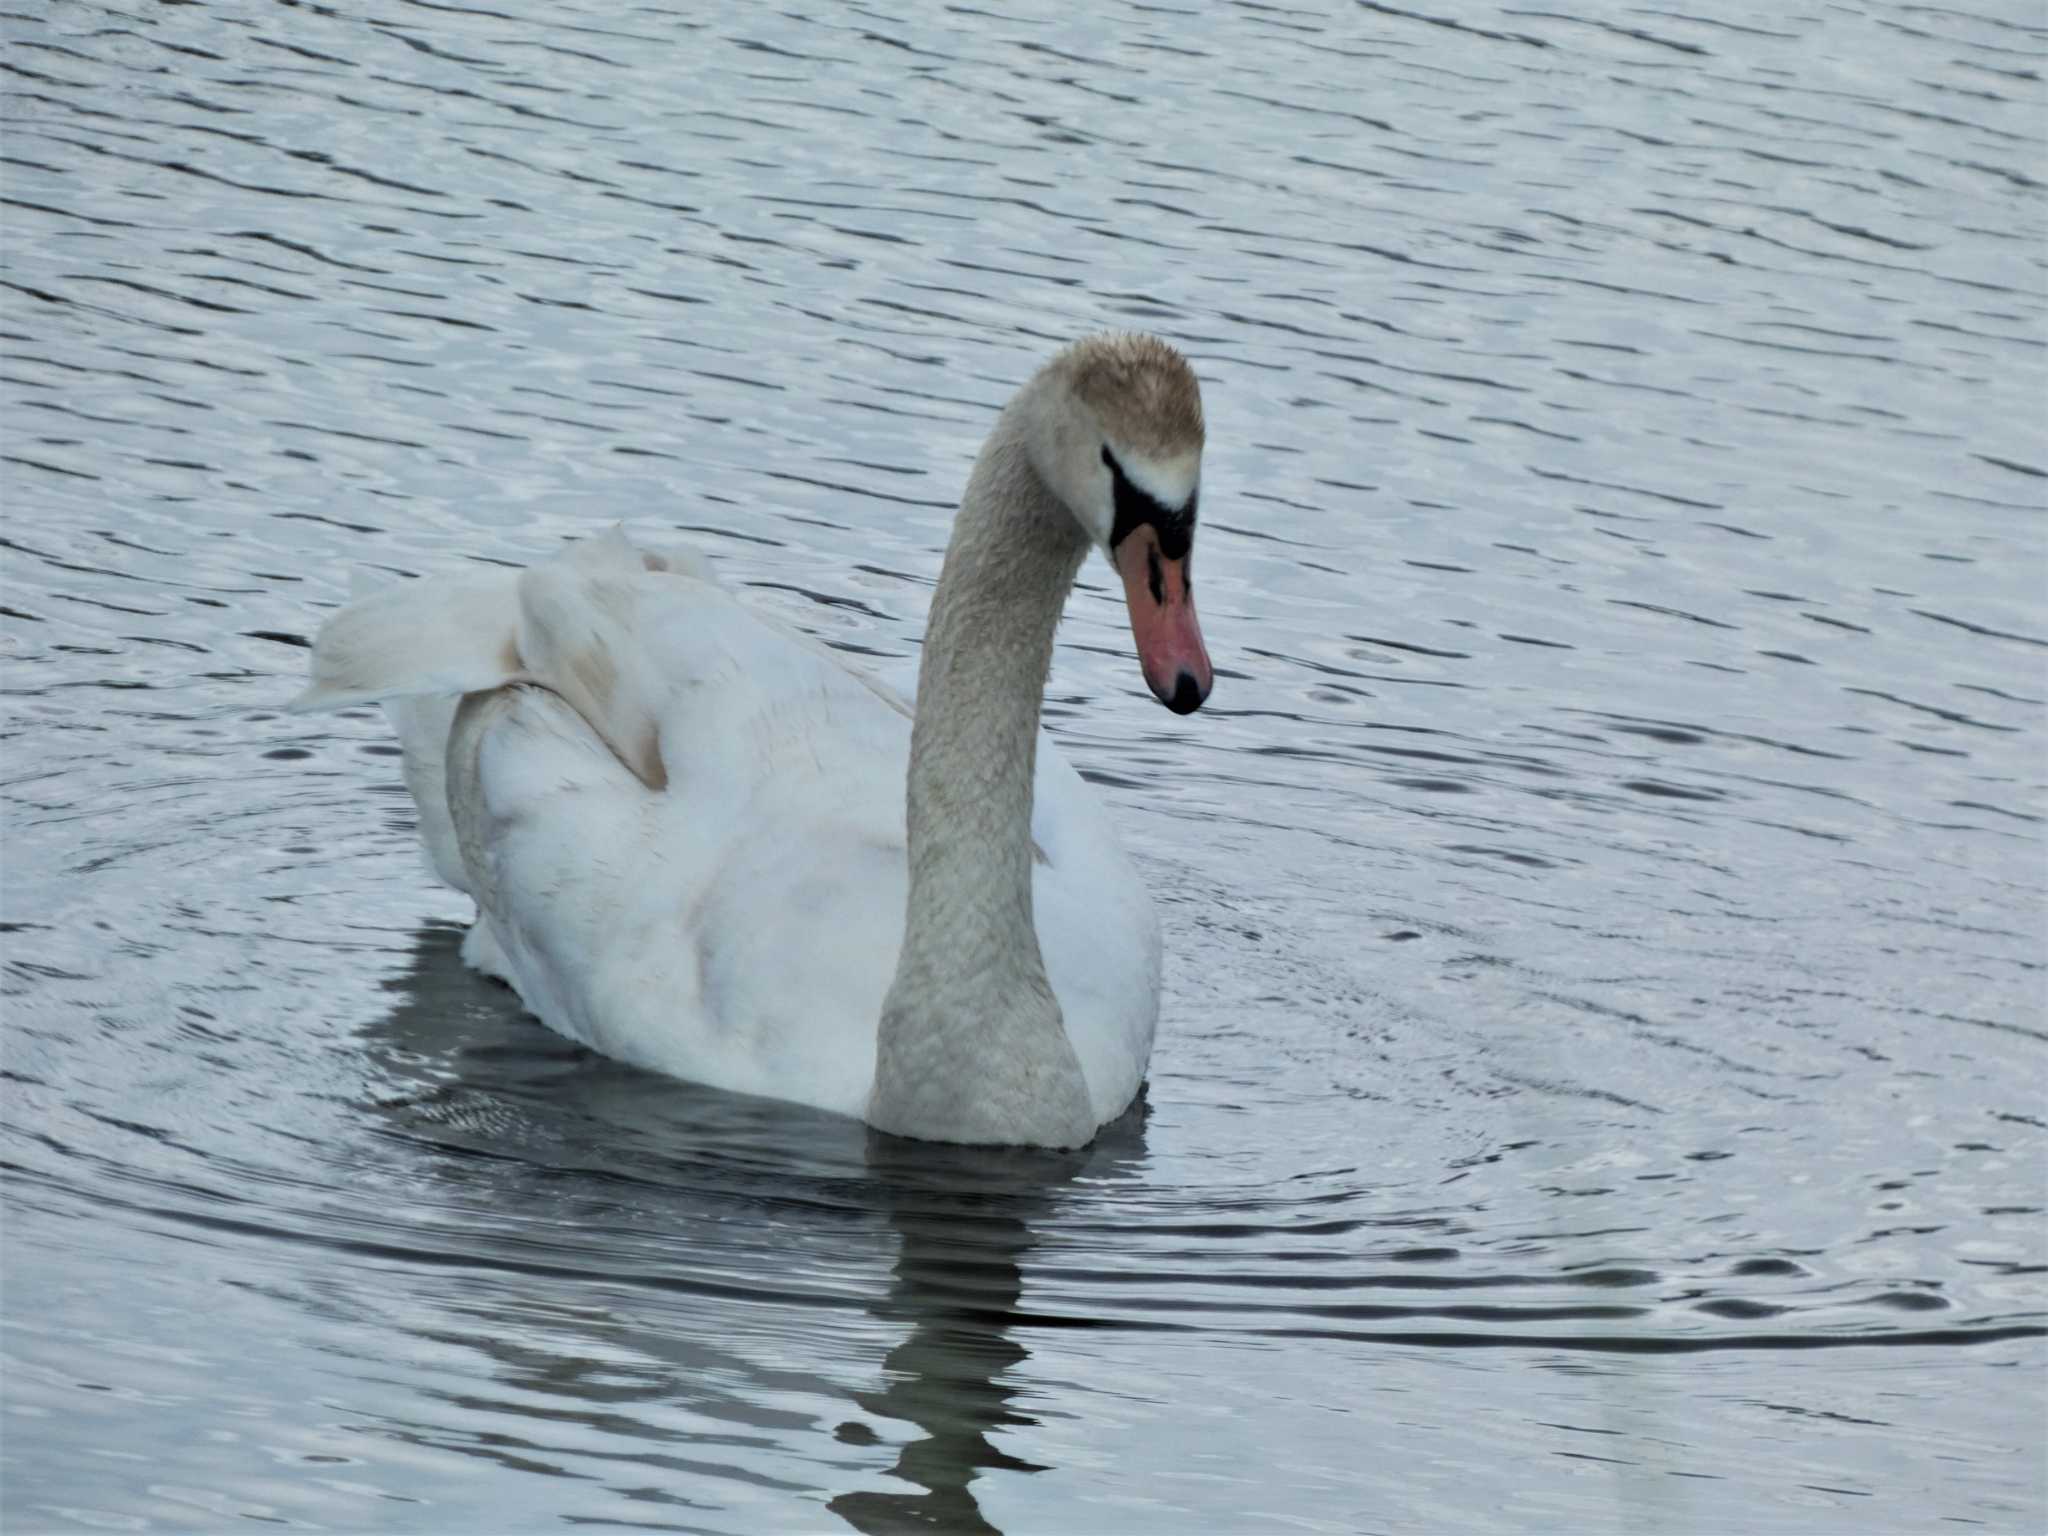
left=1113, top=526, right=1212, bottom=714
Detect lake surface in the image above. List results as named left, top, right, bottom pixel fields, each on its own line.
left=3, top=0, right=2044, bottom=1530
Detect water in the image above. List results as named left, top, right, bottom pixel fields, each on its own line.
left=3, top=0, right=2044, bottom=1529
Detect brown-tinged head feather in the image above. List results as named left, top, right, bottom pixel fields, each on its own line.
left=1052, top=333, right=1204, bottom=457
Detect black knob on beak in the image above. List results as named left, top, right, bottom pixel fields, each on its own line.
left=1166, top=671, right=1207, bottom=715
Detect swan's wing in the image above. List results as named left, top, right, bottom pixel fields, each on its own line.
left=515, top=560, right=675, bottom=789
left=440, top=553, right=915, bottom=1112
left=581, top=525, right=716, bottom=583
left=291, top=523, right=914, bottom=903
left=290, top=528, right=733, bottom=783
left=520, top=542, right=917, bottom=794
left=299, top=528, right=1013, bottom=829
left=522, top=529, right=731, bottom=787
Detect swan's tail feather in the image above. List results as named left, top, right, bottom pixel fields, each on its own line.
left=288, top=573, right=525, bottom=714
left=291, top=528, right=715, bottom=718
left=288, top=569, right=526, bottom=895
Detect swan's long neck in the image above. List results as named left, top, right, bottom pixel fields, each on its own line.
left=870, top=401, right=1096, bottom=1147
left=904, top=419, right=1085, bottom=970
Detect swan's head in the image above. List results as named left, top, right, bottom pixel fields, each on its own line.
left=1030, top=333, right=1213, bottom=715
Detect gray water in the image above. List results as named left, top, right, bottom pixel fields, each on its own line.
left=2, top=0, right=2044, bottom=1530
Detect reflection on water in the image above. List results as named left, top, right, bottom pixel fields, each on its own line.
left=836, top=1209, right=1039, bottom=1536
left=360, top=926, right=1129, bottom=1535
left=832, top=1137, right=1132, bottom=1536
left=2, top=0, right=2044, bottom=1528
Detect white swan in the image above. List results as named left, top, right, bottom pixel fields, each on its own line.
left=291, top=334, right=1212, bottom=1148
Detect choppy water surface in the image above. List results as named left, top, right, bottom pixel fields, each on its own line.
left=3, top=0, right=2045, bottom=1530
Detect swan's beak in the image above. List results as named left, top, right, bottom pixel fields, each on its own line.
left=1113, top=526, right=1212, bottom=714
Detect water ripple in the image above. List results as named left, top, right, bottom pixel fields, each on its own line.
left=4, top=0, right=2045, bottom=1530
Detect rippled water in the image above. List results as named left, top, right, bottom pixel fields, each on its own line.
left=4, top=0, right=2045, bottom=1530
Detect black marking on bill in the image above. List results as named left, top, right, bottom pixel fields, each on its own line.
left=1103, top=446, right=1196, bottom=560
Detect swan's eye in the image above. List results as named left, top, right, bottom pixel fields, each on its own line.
left=1101, top=445, right=1116, bottom=472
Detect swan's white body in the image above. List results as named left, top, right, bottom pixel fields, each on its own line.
left=294, top=334, right=1210, bottom=1147
left=318, top=533, right=1156, bottom=1124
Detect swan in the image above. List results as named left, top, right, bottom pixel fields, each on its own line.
left=291, top=333, right=1212, bottom=1148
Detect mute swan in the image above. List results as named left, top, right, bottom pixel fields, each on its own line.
left=292, top=333, right=1212, bottom=1148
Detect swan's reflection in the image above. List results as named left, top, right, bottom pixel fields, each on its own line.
left=831, top=1121, right=1143, bottom=1534
left=356, top=923, right=1144, bottom=1532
